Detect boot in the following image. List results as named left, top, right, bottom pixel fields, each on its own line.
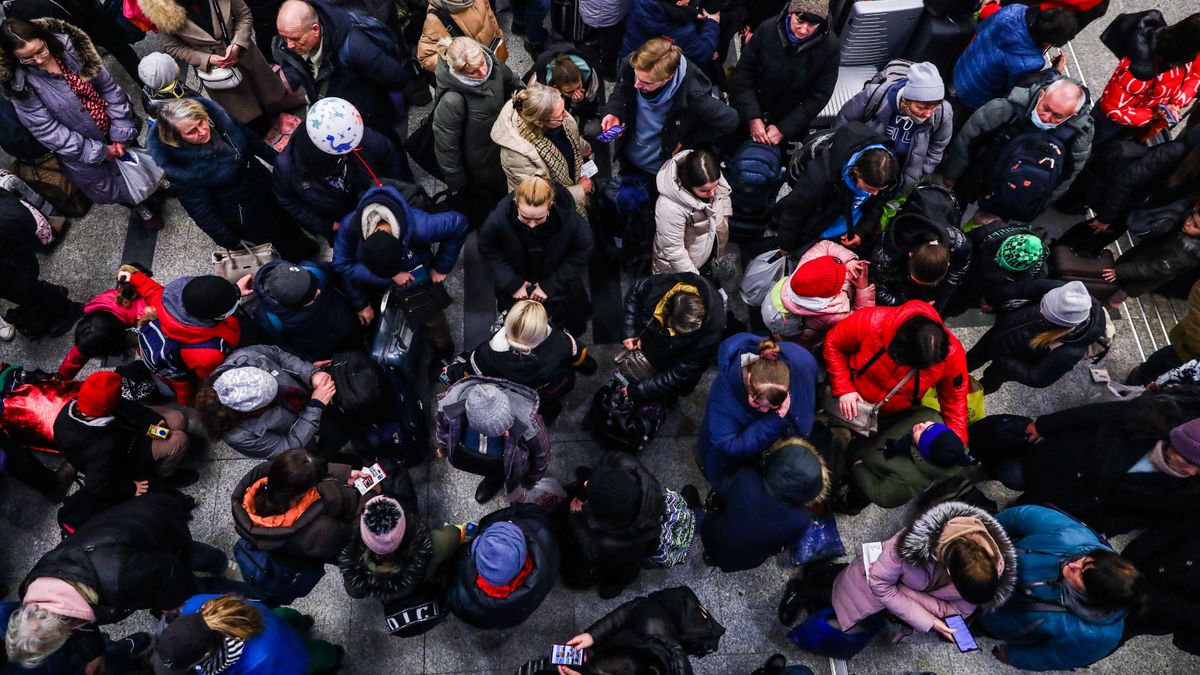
left=778, top=576, right=806, bottom=626
left=474, top=473, right=504, bottom=504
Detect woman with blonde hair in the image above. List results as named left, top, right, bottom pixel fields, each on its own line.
left=491, top=82, right=593, bottom=216
left=696, top=333, right=820, bottom=490
left=417, top=0, right=506, bottom=71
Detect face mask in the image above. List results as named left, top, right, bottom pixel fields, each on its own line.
left=1030, top=105, right=1063, bottom=131
left=216, top=302, right=239, bottom=321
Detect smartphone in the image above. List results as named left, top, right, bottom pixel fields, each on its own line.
left=550, top=645, right=585, bottom=666
left=1157, top=104, right=1179, bottom=126
left=596, top=124, right=625, bottom=142
left=945, top=614, right=978, bottom=653
left=354, top=463, right=388, bottom=494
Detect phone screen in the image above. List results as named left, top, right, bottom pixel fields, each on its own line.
left=945, top=615, right=978, bottom=653
left=550, top=645, right=584, bottom=666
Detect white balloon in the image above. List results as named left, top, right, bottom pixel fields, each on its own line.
left=305, top=98, right=364, bottom=155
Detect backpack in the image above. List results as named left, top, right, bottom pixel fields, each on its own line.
left=859, top=59, right=916, bottom=119
left=724, top=141, right=786, bottom=227
left=137, top=320, right=228, bottom=381
left=979, top=112, right=1076, bottom=222
left=232, top=539, right=325, bottom=606
left=345, top=11, right=402, bottom=58
left=786, top=128, right=837, bottom=186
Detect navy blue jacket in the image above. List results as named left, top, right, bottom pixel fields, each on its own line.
left=952, top=5, right=1046, bottom=109
left=620, top=0, right=720, bottom=67
left=700, top=466, right=813, bottom=572
left=252, top=260, right=367, bottom=361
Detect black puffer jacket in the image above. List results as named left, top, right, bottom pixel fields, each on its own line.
left=965, top=221, right=1048, bottom=311
left=730, top=9, right=840, bottom=141
left=1114, top=230, right=1200, bottom=299
left=622, top=273, right=724, bottom=403
left=1088, top=124, right=1200, bottom=226
left=1122, top=519, right=1200, bottom=655
left=583, top=586, right=725, bottom=675
left=561, top=452, right=665, bottom=592
left=869, top=183, right=970, bottom=310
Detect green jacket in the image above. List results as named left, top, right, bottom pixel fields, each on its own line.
left=432, top=50, right=523, bottom=193
left=849, top=407, right=965, bottom=508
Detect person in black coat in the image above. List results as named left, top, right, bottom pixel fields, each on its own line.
left=729, top=0, right=840, bottom=146
left=524, top=45, right=606, bottom=135
left=250, top=259, right=371, bottom=361
left=1122, top=517, right=1200, bottom=655
left=950, top=221, right=1047, bottom=316
left=444, top=503, right=560, bottom=630
left=621, top=272, right=724, bottom=403
left=478, top=178, right=594, bottom=338
left=0, top=189, right=81, bottom=340
left=561, top=452, right=666, bottom=598
left=868, top=183, right=970, bottom=312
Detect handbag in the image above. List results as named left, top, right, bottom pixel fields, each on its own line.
left=211, top=241, right=279, bottom=283
left=197, top=0, right=243, bottom=91
left=790, top=514, right=846, bottom=565
left=114, top=148, right=164, bottom=205
left=821, top=348, right=914, bottom=436
left=393, top=281, right=453, bottom=324
left=407, top=90, right=452, bottom=180
left=614, top=348, right=655, bottom=383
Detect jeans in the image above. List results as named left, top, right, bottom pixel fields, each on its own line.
left=510, top=0, right=551, bottom=44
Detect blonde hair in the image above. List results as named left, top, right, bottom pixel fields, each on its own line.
left=630, top=38, right=682, bottom=81
left=1028, top=326, right=1072, bottom=350
left=512, top=82, right=563, bottom=131
left=504, top=300, right=549, bottom=354
left=514, top=176, right=555, bottom=208
left=199, top=595, right=265, bottom=640
left=5, top=604, right=72, bottom=667
left=436, top=36, right=485, bottom=73
left=747, top=340, right=790, bottom=406
left=157, top=98, right=211, bottom=148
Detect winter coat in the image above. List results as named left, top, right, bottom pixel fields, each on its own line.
left=952, top=5, right=1047, bottom=110
left=231, top=458, right=363, bottom=568
left=417, top=0, right=507, bottom=71
left=697, top=333, right=819, bottom=490
left=582, top=587, right=714, bottom=675
left=490, top=99, right=589, bottom=212
left=1170, top=280, right=1200, bottom=362
left=432, top=51, right=524, bottom=193
left=1018, top=399, right=1200, bottom=535
left=823, top=301, right=970, bottom=442
left=771, top=122, right=894, bottom=254
left=175, top=595, right=308, bottom=675
left=652, top=150, right=731, bottom=275
left=620, top=0, right=720, bottom=67
left=477, top=183, right=593, bottom=305
left=525, top=47, right=605, bottom=124
left=52, top=399, right=164, bottom=506
left=700, top=465, right=816, bottom=572
left=963, top=221, right=1048, bottom=311
left=435, top=376, right=551, bottom=494
left=849, top=407, right=966, bottom=508
left=210, top=345, right=324, bottom=459
left=0, top=19, right=139, bottom=205
left=762, top=240, right=875, bottom=350
left=1122, top=520, right=1200, bottom=655
left=1088, top=125, right=1199, bottom=226
left=272, top=0, right=409, bottom=133
left=445, top=503, right=560, bottom=629
left=943, top=78, right=1095, bottom=206
left=57, top=289, right=148, bottom=379
left=127, top=271, right=241, bottom=405
left=272, top=127, right=405, bottom=238
left=622, top=273, right=724, bottom=402
left=1115, top=230, right=1200, bottom=298
left=138, top=0, right=285, bottom=122
left=148, top=97, right=282, bottom=248
left=869, top=185, right=970, bottom=310
left=835, top=80, right=953, bottom=190
left=252, top=260, right=367, bottom=361
left=332, top=184, right=469, bottom=287
left=731, top=11, right=840, bottom=141
left=461, top=325, right=589, bottom=404
left=979, top=505, right=1126, bottom=671
left=561, top=452, right=665, bottom=591
left=833, top=502, right=1017, bottom=632
left=579, top=0, right=630, bottom=28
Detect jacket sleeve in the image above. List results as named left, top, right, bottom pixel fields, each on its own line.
left=1096, top=142, right=1187, bottom=224
left=522, top=413, right=551, bottom=485
left=161, top=30, right=215, bottom=70
left=869, top=243, right=906, bottom=306
left=775, top=48, right=839, bottom=139
left=833, top=87, right=870, bottom=128
left=940, top=98, right=1009, bottom=181
left=1004, top=628, right=1117, bottom=672
left=851, top=458, right=918, bottom=509
left=13, top=93, right=107, bottom=165
left=772, top=184, right=820, bottom=254
left=622, top=277, right=652, bottom=339
left=58, top=345, right=88, bottom=379
left=229, top=0, right=254, bottom=49
left=476, top=219, right=525, bottom=296
left=677, top=20, right=720, bottom=66
left=272, top=164, right=328, bottom=235
left=332, top=222, right=393, bottom=287
left=1035, top=401, right=1126, bottom=436
left=867, top=542, right=942, bottom=632
left=315, top=261, right=369, bottom=311
left=653, top=199, right=699, bottom=274
left=708, top=400, right=791, bottom=460
left=91, top=67, right=138, bottom=144
left=1099, top=63, right=1155, bottom=128
left=585, top=595, right=652, bottom=643
left=76, top=438, right=136, bottom=501
left=433, top=91, right=470, bottom=192
left=922, top=107, right=954, bottom=176
left=538, top=214, right=593, bottom=297
left=173, top=183, right=241, bottom=247
left=418, top=209, right=469, bottom=274
left=822, top=309, right=869, bottom=397
left=729, top=31, right=765, bottom=124
left=345, top=31, right=408, bottom=89
left=933, top=347, right=969, bottom=443
left=1050, top=122, right=1095, bottom=202
left=984, top=347, right=1083, bottom=389
left=685, top=95, right=739, bottom=149
left=232, top=402, right=325, bottom=459
left=604, top=71, right=631, bottom=123
left=993, top=504, right=1075, bottom=541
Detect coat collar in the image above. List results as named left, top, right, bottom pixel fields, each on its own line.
left=0, top=18, right=103, bottom=90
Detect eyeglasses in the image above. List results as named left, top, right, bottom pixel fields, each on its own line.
left=18, top=48, right=50, bottom=65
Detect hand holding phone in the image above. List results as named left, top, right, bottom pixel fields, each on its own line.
left=944, top=614, right=978, bottom=652
left=550, top=644, right=585, bottom=666
left=596, top=124, right=625, bottom=142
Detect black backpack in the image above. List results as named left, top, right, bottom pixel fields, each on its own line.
left=786, top=128, right=837, bottom=186
left=979, top=108, right=1076, bottom=222
left=330, top=351, right=428, bottom=465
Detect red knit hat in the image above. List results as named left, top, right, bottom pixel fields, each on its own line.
left=76, top=371, right=122, bottom=417
left=789, top=256, right=847, bottom=298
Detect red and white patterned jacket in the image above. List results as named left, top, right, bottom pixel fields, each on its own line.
left=1098, top=55, right=1200, bottom=141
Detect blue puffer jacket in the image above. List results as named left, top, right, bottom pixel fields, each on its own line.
left=696, top=333, right=818, bottom=491
left=177, top=594, right=308, bottom=675
left=252, top=260, right=368, bottom=361
left=980, top=506, right=1127, bottom=671
left=952, top=5, right=1046, bottom=110
left=332, top=185, right=468, bottom=288
left=620, top=0, right=720, bottom=67
left=700, top=466, right=814, bottom=572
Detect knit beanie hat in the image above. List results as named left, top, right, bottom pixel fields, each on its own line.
left=213, top=367, right=279, bottom=412
left=789, top=256, right=847, bottom=299
left=788, top=0, right=827, bottom=18
left=360, top=495, right=406, bottom=555
left=916, top=423, right=971, bottom=468
left=154, top=612, right=220, bottom=674
left=138, top=52, right=180, bottom=91
left=1039, top=281, right=1092, bottom=327
left=465, top=384, right=514, bottom=437
left=361, top=231, right=407, bottom=279
left=182, top=275, right=240, bottom=320
left=267, top=265, right=318, bottom=307
left=763, top=440, right=827, bottom=505
left=995, top=234, right=1044, bottom=273
left=1170, top=418, right=1200, bottom=466
left=899, top=62, right=944, bottom=102
left=586, top=468, right=640, bottom=522
left=76, top=371, right=123, bottom=417
left=472, top=521, right=528, bottom=585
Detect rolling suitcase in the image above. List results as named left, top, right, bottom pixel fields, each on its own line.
left=551, top=0, right=590, bottom=43
left=370, top=286, right=426, bottom=377
left=902, top=13, right=976, bottom=85
left=1049, top=245, right=1120, bottom=301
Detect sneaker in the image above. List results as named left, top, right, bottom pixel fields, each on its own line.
left=778, top=577, right=806, bottom=626
left=0, top=317, right=14, bottom=341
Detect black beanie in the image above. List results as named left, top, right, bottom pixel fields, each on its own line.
left=266, top=264, right=318, bottom=307
left=181, top=275, right=239, bottom=320
left=293, top=127, right=345, bottom=178
left=586, top=469, right=640, bottom=522
left=763, top=441, right=826, bottom=506
left=361, top=232, right=406, bottom=279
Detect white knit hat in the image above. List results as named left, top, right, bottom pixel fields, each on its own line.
left=899, top=62, right=945, bottom=103
left=213, top=367, right=279, bottom=412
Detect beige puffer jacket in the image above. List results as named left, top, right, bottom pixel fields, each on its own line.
left=490, top=99, right=589, bottom=212
left=417, top=0, right=508, bottom=71
left=652, top=150, right=731, bottom=275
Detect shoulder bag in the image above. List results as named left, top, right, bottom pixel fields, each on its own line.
left=820, top=347, right=914, bottom=436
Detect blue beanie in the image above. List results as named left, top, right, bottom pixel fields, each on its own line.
left=472, top=521, right=527, bottom=585
left=916, top=423, right=971, bottom=468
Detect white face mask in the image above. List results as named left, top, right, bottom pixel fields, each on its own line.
left=216, top=302, right=239, bottom=320
left=1030, top=104, right=1063, bottom=131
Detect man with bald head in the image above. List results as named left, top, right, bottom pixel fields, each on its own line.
left=273, top=0, right=410, bottom=140
left=941, top=77, right=1095, bottom=224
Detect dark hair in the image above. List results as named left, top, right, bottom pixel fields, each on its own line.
left=252, top=449, right=327, bottom=518
left=908, top=242, right=950, bottom=284
left=549, top=54, right=583, bottom=89
left=0, top=19, right=65, bottom=92
left=74, top=311, right=129, bottom=359
left=888, top=316, right=949, bottom=369
left=1027, top=7, right=1078, bottom=47
left=1081, top=549, right=1145, bottom=612
left=1119, top=384, right=1200, bottom=445
left=852, top=149, right=897, bottom=190
left=677, top=149, right=721, bottom=192
left=583, top=645, right=666, bottom=675
left=1153, top=13, right=1200, bottom=67
left=943, top=538, right=1000, bottom=605
left=664, top=289, right=705, bottom=334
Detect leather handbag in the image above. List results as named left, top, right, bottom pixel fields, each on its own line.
left=211, top=241, right=279, bottom=283
left=614, top=348, right=655, bottom=382
left=197, top=65, right=242, bottom=90
left=821, top=346, right=914, bottom=436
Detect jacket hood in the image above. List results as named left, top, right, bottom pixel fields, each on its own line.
left=437, top=375, right=540, bottom=441
left=311, top=0, right=352, bottom=51
left=0, top=18, right=102, bottom=90
left=885, top=183, right=962, bottom=251
left=898, top=501, right=1018, bottom=612
left=1008, top=77, right=1094, bottom=131
left=338, top=520, right=435, bottom=598
left=814, top=122, right=892, bottom=185
left=489, top=99, right=535, bottom=155
left=880, top=300, right=949, bottom=348
left=532, top=49, right=599, bottom=101
left=136, top=0, right=190, bottom=33
left=1100, top=10, right=1165, bottom=79
left=655, top=149, right=732, bottom=213
left=351, top=185, right=414, bottom=248
left=148, top=98, right=247, bottom=188
left=231, top=462, right=342, bottom=550
left=434, top=48, right=500, bottom=95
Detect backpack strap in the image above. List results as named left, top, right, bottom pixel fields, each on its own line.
left=263, top=311, right=285, bottom=334
left=429, top=6, right=462, bottom=38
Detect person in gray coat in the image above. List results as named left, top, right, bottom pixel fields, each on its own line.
left=0, top=18, right=164, bottom=229
left=194, top=345, right=339, bottom=459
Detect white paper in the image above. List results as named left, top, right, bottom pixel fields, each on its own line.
left=862, top=541, right=884, bottom=577
left=354, top=462, right=388, bottom=494
left=580, top=159, right=599, bottom=178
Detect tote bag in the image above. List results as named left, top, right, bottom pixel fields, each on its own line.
left=115, top=148, right=164, bottom=204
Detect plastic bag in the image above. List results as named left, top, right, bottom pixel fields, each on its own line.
left=739, top=249, right=797, bottom=307
left=790, top=514, right=845, bottom=565
left=114, top=148, right=164, bottom=205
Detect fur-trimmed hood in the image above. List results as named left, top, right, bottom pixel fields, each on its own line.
left=897, top=501, right=1018, bottom=612
left=136, top=0, right=191, bottom=34
left=0, top=18, right=102, bottom=90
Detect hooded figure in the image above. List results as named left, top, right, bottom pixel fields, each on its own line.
left=763, top=241, right=876, bottom=350
left=869, top=182, right=971, bottom=311
left=251, top=260, right=368, bottom=360
left=959, top=222, right=1049, bottom=314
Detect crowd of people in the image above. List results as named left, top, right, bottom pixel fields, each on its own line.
left=0, top=0, right=1198, bottom=672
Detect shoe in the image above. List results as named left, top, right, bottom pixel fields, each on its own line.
left=45, top=302, right=83, bottom=338
left=679, top=484, right=702, bottom=510
left=474, top=473, right=504, bottom=504
left=113, top=632, right=154, bottom=658
left=131, top=204, right=165, bottom=231
left=524, top=38, right=545, bottom=57
left=0, top=317, right=14, bottom=341
left=751, top=654, right=787, bottom=675
left=162, top=467, right=200, bottom=489
left=778, top=576, right=806, bottom=626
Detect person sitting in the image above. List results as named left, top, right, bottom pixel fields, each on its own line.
left=57, top=272, right=149, bottom=379
left=0, top=183, right=82, bottom=341
left=619, top=0, right=720, bottom=69
left=1101, top=204, right=1200, bottom=301
left=1121, top=517, right=1200, bottom=656
left=1127, top=279, right=1200, bottom=385
left=868, top=183, right=970, bottom=311
left=834, top=61, right=952, bottom=191
left=762, top=245, right=874, bottom=352
left=697, top=334, right=818, bottom=491
left=621, top=272, right=724, bottom=403
left=979, top=505, right=1144, bottom=671
left=249, top=260, right=371, bottom=361
left=652, top=148, right=731, bottom=276
left=416, top=0, right=507, bottom=71
left=525, top=47, right=606, bottom=136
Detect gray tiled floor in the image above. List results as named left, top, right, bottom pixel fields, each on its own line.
left=3, top=0, right=1200, bottom=672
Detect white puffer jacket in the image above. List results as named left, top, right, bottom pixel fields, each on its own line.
left=652, top=150, right=732, bottom=275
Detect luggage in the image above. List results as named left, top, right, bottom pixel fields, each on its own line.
left=724, top=141, right=786, bottom=242
left=10, top=154, right=91, bottom=217
left=137, top=319, right=229, bottom=381
left=370, top=286, right=426, bottom=376
left=392, top=280, right=453, bottom=324
left=979, top=124, right=1075, bottom=223
left=233, top=539, right=325, bottom=606
left=331, top=350, right=428, bottom=465
left=1048, top=245, right=1119, bottom=301
left=790, top=513, right=846, bottom=565
left=584, top=374, right=667, bottom=453
left=551, top=0, right=591, bottom=43
left=902, top=13, right=976, bottom=78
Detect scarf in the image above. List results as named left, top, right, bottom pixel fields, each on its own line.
left=475, top=555, right=533, bottom=598
left=515, top=117, right=586, bottom=216
left=198, top=637, right=245, bottom=675
left=1147, top=440, right=1191, bottom=478
left=450, top=57, right=491, bottom=88
left=23, top=577, right=97, bottom=625
left=58, top=58, right=110, bottom=135
left=243, top=477, right=321, bottom=528
left=652, top=282, right=699, bottom=336
left=936, top=517, right=1003, bottom=574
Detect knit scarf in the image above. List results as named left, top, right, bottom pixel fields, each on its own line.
left=1147, top=440, right=1191, bottom=478
left=198, top=637, right=245, bottom=675
left=58, top=58, right=110, bottom=135
left=516, top=118, right=586, bottom=216
left=475, top=555, right=533, bottom=598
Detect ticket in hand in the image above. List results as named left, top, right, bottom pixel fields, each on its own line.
left=354, top=463, right=387, bottom=494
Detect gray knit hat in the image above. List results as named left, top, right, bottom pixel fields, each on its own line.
left=899, top=62, right=944, bottom=103
left=787, top=0, right=827, bottom=19
left=1040, top=281, right=1092, bottom=327
left=138, top=52, right=180, bottom=91
left=267, top=265, right=317, bottom=307
left=213, top=367, right=279, bottom=412
left=465, top=384, right=514, bottom=437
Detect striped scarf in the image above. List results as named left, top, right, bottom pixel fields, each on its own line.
left=57, top=58, right=110, bottom=136
left=516, top=118, right=586, bottom=217
left=199, top=637, right=245, bottom=675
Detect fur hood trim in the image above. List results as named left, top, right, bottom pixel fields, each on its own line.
left=0, top=18, right=102, bottom=86
left=897, top=501, right=1018, bottom=612
left=137, top=0, right=191, bottom=34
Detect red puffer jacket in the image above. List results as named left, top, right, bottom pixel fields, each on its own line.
left=1099, top=56, right=1200, bottom=141
left=823, top=301, right=969, bottom=442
